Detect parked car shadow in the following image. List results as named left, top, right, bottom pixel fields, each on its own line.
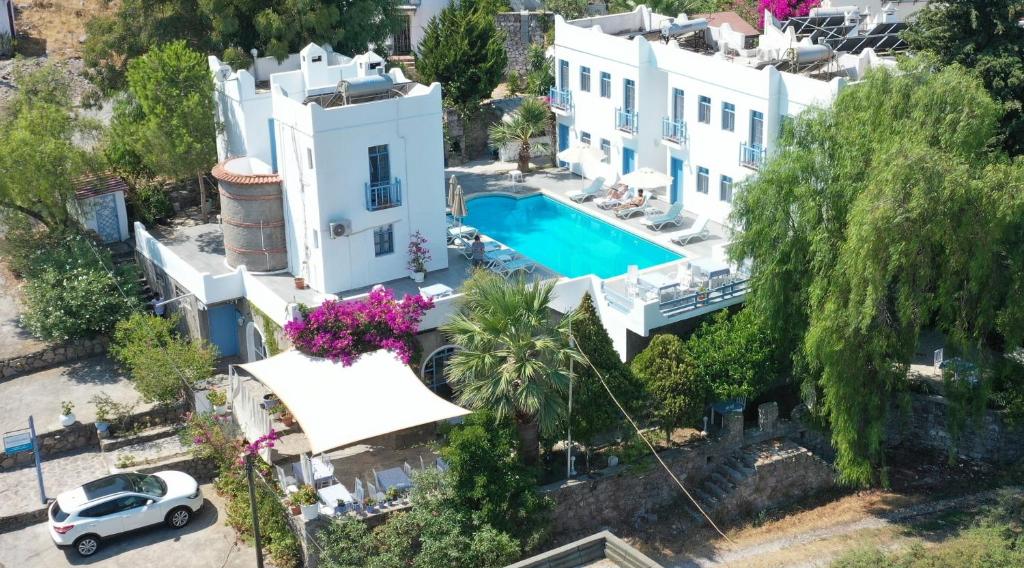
left=62, top=499, right=219, bottom=565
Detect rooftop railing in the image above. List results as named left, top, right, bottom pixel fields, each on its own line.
left=365, top=179, right=403, bottom=211
left=739, top=143, right=766, bottom=170
left=548, top=87, right=572, bottom=112
left=615, top=108, right=638, bottom=134
left=661, top=117, right=686, bottom=144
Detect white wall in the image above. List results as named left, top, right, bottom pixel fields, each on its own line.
left=0, top=0, right=13, bottom=40
left=552, top=13, right=841, bottom=226
left=409, top=0, right=449, bottom=51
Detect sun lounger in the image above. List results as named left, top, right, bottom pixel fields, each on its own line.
left=447, top=225, right=477, bottom=244
left=492, top=257, right=536, bottom=277
left=641, top=203, right=685, bottom=230
left=670, top=215, right=711, bottom=245
left=614, top=194, right=650, bottom=219
left=458, top=240, right=500, bottom=259
left=568, top=176, right=607, bottom=203
left=595, top=184, right=630, bottom=209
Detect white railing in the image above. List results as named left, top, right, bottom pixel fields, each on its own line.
left=228, top=369, right=273, bottom=463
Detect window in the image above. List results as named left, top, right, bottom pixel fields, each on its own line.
left=80, top=499, right=121, bottom=518
left=698, top=96, right=711, bottom=124
left=600, top=72, right=611, bottom=98
left=672, top=88, right=684, bottom=122
left=750, top=110, right=765, bottom=146
left=581, top=131, right=591, bottom=146
left=580, top=66, right=591, bottom=92
left=600, top=139, right=611, bottom=162
left=558, top=59, right=569, bottom=90
left=697, top=167, right=709, bottom=194
left=368, top=145, right=391, bottom=187
left=306, top=148, right=314, bottom=169
left=373, top=224, right=394, bottom=257
left=623, top=79, right=635, bottom=112
left=118, top=496, right=151, bottom=511
left=422, top=346, right=458, bottom=398
left=722, top=102, right=735, bottom=132
left=720, top=175, right=733, bottom=202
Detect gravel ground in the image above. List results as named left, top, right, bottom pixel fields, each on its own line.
left=0, top=56, right=109, bottom=124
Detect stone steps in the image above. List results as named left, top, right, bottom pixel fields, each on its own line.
left=100, top=424, right=177, bottom=452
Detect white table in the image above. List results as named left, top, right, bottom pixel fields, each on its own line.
left=376, top=467, right=412, bottom=492
left=318, top=483, right=354, bottom=507
left=638, top=271, right=677, bottom=300
left=690, top=258, right=731, bottom=279
left=420, top=283, right=454, bottom=299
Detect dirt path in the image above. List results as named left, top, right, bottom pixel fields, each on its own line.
left=645, top=488, right=1017, bottom=568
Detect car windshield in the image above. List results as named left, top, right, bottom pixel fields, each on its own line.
left=82, top=473, right=166, bottom=500
left=131, top=474, right=167, bottom=497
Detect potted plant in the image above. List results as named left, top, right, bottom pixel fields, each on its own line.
left=696, top=285, right=708, bottom=302
left=385, top=486, right=401, bottom=506
left=206, top=389, right=228, bottom=415
left=59, top=401, right=76, bottom=427
left=293, top=485, right=319, bottom=521
left=286, top=498, right=301, bottom=516
left=365, top=497, right=377, bottom=513
left=407, top=231, right=431, bottom=283
left=95, top=406, right=111, bottom=438
left=262, top=393, right=280, bottom=410
left=272, top=405, right=296, bottom=428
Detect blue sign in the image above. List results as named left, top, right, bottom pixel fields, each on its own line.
left=3, top=430, right=33, bottom=455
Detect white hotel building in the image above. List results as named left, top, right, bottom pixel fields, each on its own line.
left=549, top=5, right=902, bottom=225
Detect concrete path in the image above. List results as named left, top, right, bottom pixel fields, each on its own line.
left=0, top=262, right=45, bottom=359
left=0, top=356, right=150, bottom=435
left=0, top=484, right=257, bottom=568
left=0, top=450, right=109, bottom=519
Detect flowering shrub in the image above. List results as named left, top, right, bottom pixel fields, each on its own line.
left=758, top=0, right=821, bottom=26
left=407, top=231, right=431, bottom=273
left=284, top=287, right=433, bottom=365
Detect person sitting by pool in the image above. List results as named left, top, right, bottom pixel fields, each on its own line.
left=471, top=235, right=485, bottom=267
left=613, top=188, right=645, bottom=211
left=605, top=184, right=628, bottom=201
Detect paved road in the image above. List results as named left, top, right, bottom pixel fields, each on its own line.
left=0, top=484, right=257, bottom=568
left=0, top=356, right=149, bottom=434
left=0, top=450, right=109, bottom=519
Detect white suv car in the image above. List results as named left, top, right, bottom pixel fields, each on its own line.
left=48, top=471, right=204, bottom=557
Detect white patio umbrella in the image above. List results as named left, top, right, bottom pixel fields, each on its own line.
left=557, top=144, right=605, bottom=187
left=447, top=175, right=458, bottom=209
left=619, top=167, right=674, bottom=192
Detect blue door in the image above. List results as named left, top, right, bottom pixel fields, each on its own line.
left=670, top=157, right=684, bottom=204
left=622, top=147, right=636, bottom=175
left=208, top=304, right=239, bottom=358
left=557, top=123, right=570, bottom=167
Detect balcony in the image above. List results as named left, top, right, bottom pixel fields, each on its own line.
left=615, top=108, right=638, bottom=134
left=548, top=87, right=572, bottom=112
left=739, top=143, right=766, bottom=170
left=661, top=117, right=686, bottom=145
left=365, top=179, right=403, bottom=211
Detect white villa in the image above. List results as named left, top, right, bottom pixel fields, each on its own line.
left=133, top=5, right=909, bottom=396
left=549, top=3, right=904, bottom=226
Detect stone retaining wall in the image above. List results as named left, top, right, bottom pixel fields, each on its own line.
left=0, top=336, right=108, bottom=382
left=496, top=12, right=551, bottom=75
left=887, top=393, right=1024, bottom=464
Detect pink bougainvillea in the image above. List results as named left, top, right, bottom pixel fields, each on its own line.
left=284, top=287, right=434, bottom=366
left=758, top=0, right=821, bottom=27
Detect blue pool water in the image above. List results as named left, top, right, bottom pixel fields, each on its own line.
left=464, top=195, right=681, bottom=279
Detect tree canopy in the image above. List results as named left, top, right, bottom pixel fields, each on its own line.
left=121, top=41, right=218, bottom=220
left=0, top=62, right=101, bottom=229
left=903, top=0, right=1024, bottom=156
left=631, top=334, right=708, bottom=441
left=416, top=0, right=507, bottom=114
left=729, top=59, right=1024, bottom=486
left=83, top=0, right=403, bottom=95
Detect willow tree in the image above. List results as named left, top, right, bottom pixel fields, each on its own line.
left=729, top=59, right=1024, bottom=486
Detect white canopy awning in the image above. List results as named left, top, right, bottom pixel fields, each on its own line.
left=237, top=350, right=470, bottom=454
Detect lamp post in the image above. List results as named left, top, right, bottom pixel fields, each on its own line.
left=244, top=453, right=265, bottom=568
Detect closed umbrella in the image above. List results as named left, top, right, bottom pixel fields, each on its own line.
left=447, top=175, right=458, bottom=209
left=450, top=183, right=468, bottom=223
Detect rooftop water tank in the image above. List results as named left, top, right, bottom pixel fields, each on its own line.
left=339, top=74, right=395, bottom=101
left=211, top=157, right=288, bottom=273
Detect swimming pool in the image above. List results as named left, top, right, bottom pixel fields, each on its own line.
left=464, top=195, right=682, bottom=279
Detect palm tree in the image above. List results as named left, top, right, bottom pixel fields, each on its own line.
left=488, top=97, right=549, bottom=174
left=441, top=271, right=581, bottom=465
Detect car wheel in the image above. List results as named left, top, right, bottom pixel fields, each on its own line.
left=166, top=506, right=192, bottom=529
left=74, top=535, right=101, bottom=557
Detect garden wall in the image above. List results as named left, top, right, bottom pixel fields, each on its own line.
left=887, top=393, right=1024, bottom=464
left=495, top=12, right=551, bottom=75
left=0, top=336, right=108, bottom=382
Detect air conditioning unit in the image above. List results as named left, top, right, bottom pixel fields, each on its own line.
left=328, top=221, right=351, bottom=239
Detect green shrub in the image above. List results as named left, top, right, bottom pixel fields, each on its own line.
left=127, top=182, right=174, bottom=225
left=22, top=265, right=142, bottom=340
left=631, top=334, right=708, bottom=441
left=111, top=313, right=217, bottom=404
left=221, top=46, right=253, bottom=71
